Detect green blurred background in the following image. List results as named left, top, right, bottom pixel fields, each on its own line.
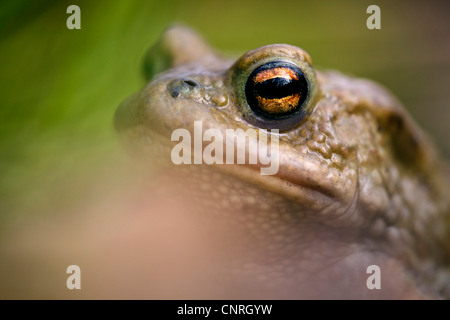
left=0, top=0, right=449, bottom=224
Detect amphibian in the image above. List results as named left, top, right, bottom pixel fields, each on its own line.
left=115, top=25, right=450, bottom=299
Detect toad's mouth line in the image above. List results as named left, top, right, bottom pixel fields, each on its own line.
left=119, top=124, right=357, bottom=211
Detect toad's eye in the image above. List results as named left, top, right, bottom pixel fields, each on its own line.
left=232, top=45, right=318, bottom=131
left=245, top=62, right=308, bottom=120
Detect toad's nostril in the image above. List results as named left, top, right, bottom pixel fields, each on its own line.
left=183, top=79, right=198, bottom=87
left=168, top=79, right=199, bottom=98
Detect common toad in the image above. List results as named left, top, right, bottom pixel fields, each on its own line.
left=115, top=25, right=450, bottom=299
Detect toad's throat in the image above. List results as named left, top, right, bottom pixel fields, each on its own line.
left=130, top=122, right=359, bottom=216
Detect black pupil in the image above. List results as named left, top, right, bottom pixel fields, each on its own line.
left=253, top=77, right=302, bottom=99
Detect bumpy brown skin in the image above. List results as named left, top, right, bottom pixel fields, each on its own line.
left=115, top=25, right=450, bottom=299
